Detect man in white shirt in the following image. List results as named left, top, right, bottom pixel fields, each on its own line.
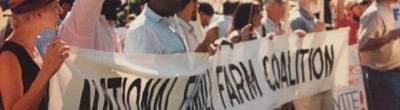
left=176, top=0, right=218, bottom=52
left=59, top=0, right=122, bottom=52
left=125, top=0, right=186, bottom=54
left=206, top=1, right=239, bottom=38
left=358, top=0, right=400, bottom=109
left=198, top=2, right=214, bottom=29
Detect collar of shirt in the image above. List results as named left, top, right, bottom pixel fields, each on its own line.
left=143, top=4, right=164, bottom=22
left=176, top=17, right=194, bottom=33
left=266, top=17, right=282, bottom=30
left=223, top=15, right=233, bottom=21
left=299, top=8, right=314, bottom=20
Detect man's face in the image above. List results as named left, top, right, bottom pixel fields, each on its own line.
left=199, top=12, right=211, bottom=27
left=190, top=0, right=198, bottom=20
left=351, top=4, right=367, bottom=17
left=60, top=3, right=72, bottom=12
left=267, top=2, right=286, bottom=20
left=150, top=0, right=182, bottom=16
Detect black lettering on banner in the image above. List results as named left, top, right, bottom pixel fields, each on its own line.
left=140, top=79, right=153, bottom=110
left=216, top=66, right=227, bottom=108
left=154, top=79, right=170, bottom=110
left=299, top=49, right=308, bottom=83
left=229, top=64, right=248, bottom=103
left=122, top=78, right=127, bottom=109
left=100, top=79, right=112, bottom=110
left=308, top=48, right=314, bottom=81
left=325, top=45, right=334, bottom=77
left=92, top=80, right=100, bottom=110
left=263, top=55, right=277, bottom=91
left=271, top=54, right=280, bottom=90
left=206, top=70, right=215, bottom=110
left=107, top=78, right=122, bottom=110
left=180, top=76, right=198, bottom=110
left=225, top=65, right=240, bottom=106
left=165, top=78, right=178, bottom=110
left=287, top=51, right=296, bottom=86
left=312, top=48, right=324, bottom=80
left=127, top=78, right=141, bottom=110
left=280, top=52, right=289, bottom=88
left=79, top=79, right=91, bottom=110
left=295, top=50, right=300, bottom=84
left=241, top=60, right=262, bottom=99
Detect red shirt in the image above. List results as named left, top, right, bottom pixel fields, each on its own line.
left=335, top=14, right=359, bottom=45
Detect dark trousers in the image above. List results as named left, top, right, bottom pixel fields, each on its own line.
left=367, top=68, right=400, bottom=110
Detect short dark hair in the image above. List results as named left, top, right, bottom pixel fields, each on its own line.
left=179, top=0, right=197, bottom=11
left=139, top=0, right=147, bottom=5
left=231, top=2, right=262, bottom=31
left=101, top=0, right=122, bottom=20
left=223, top=1, right=239, bottom=15
left=59, top=0, right=75, bottom=5
left=198, top=2, right=214, bottom=16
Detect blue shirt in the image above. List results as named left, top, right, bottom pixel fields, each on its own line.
left=36, top=19, right=62, bottom=57
left=288, top=8, right=318, bottom=33
left=124, top=5, right=187, bottom=54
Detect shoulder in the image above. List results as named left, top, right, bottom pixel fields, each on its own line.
left=361, top=4, right=379, bottom=19
left=0, top=51, right=21, bottom=76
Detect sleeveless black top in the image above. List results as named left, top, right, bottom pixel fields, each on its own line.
left=0, top=41, right=48, bottom=110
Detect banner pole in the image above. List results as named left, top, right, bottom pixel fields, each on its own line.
left=319, top=0, right=325, bottom=22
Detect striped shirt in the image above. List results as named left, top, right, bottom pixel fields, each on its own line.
left=124, top=5, right=187, bottom=54
left=288, top=8, right=318, bottom=33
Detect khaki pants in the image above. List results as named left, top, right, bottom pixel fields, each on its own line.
left=293, top=90, right=333, bottom=110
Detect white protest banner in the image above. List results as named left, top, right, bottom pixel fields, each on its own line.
left=332, top=45, right=368, bottom=110
left=49, top=29, right=350, bottom=110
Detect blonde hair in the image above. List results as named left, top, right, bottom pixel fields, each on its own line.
left=10, top=14, right=33, bottom=29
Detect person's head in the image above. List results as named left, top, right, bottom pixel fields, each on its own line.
left=125, top=14, right=136, bottom=28
left=347, top=0, right=370, bottom=17
left=223, top=1, right=239, bottom=15
left=8, top=0, right=63, bottom=30
left=178, top=0, right=198, bottom=21
left=265, top=0, right=287, bottom=22
left=231, top=1, right=263, bottom=31
left=59, top=0, right=74, bottom=19
left=378, top=0, right=397, bottom=3
left=139, top=0, right=146, bottom=11
left=299, top=0, right=319, bottom=14
left=148, top=0, right=182, bottom=17
left=101, top=0, right=121, bottom=21
left=198, top=2, right=214, bottom=27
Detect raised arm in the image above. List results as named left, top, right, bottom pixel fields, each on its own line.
left=336, top=0, right=346, bottom=20
left=61, top=0, right=105, bottom=37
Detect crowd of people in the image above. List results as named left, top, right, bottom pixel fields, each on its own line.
left=0, top=0, right=399, bottom=109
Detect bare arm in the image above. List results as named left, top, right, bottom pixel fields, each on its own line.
left=360, top=30, right=400, bottom=51
left=336, top=0, right=346, bottom=20
left=195, top=27, right=218, bottom=52
left=0, top=52, right=51, bottom=110
left=0, top=38, right=69, bottom=110
left=62, top=0, right=105, bottom=37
